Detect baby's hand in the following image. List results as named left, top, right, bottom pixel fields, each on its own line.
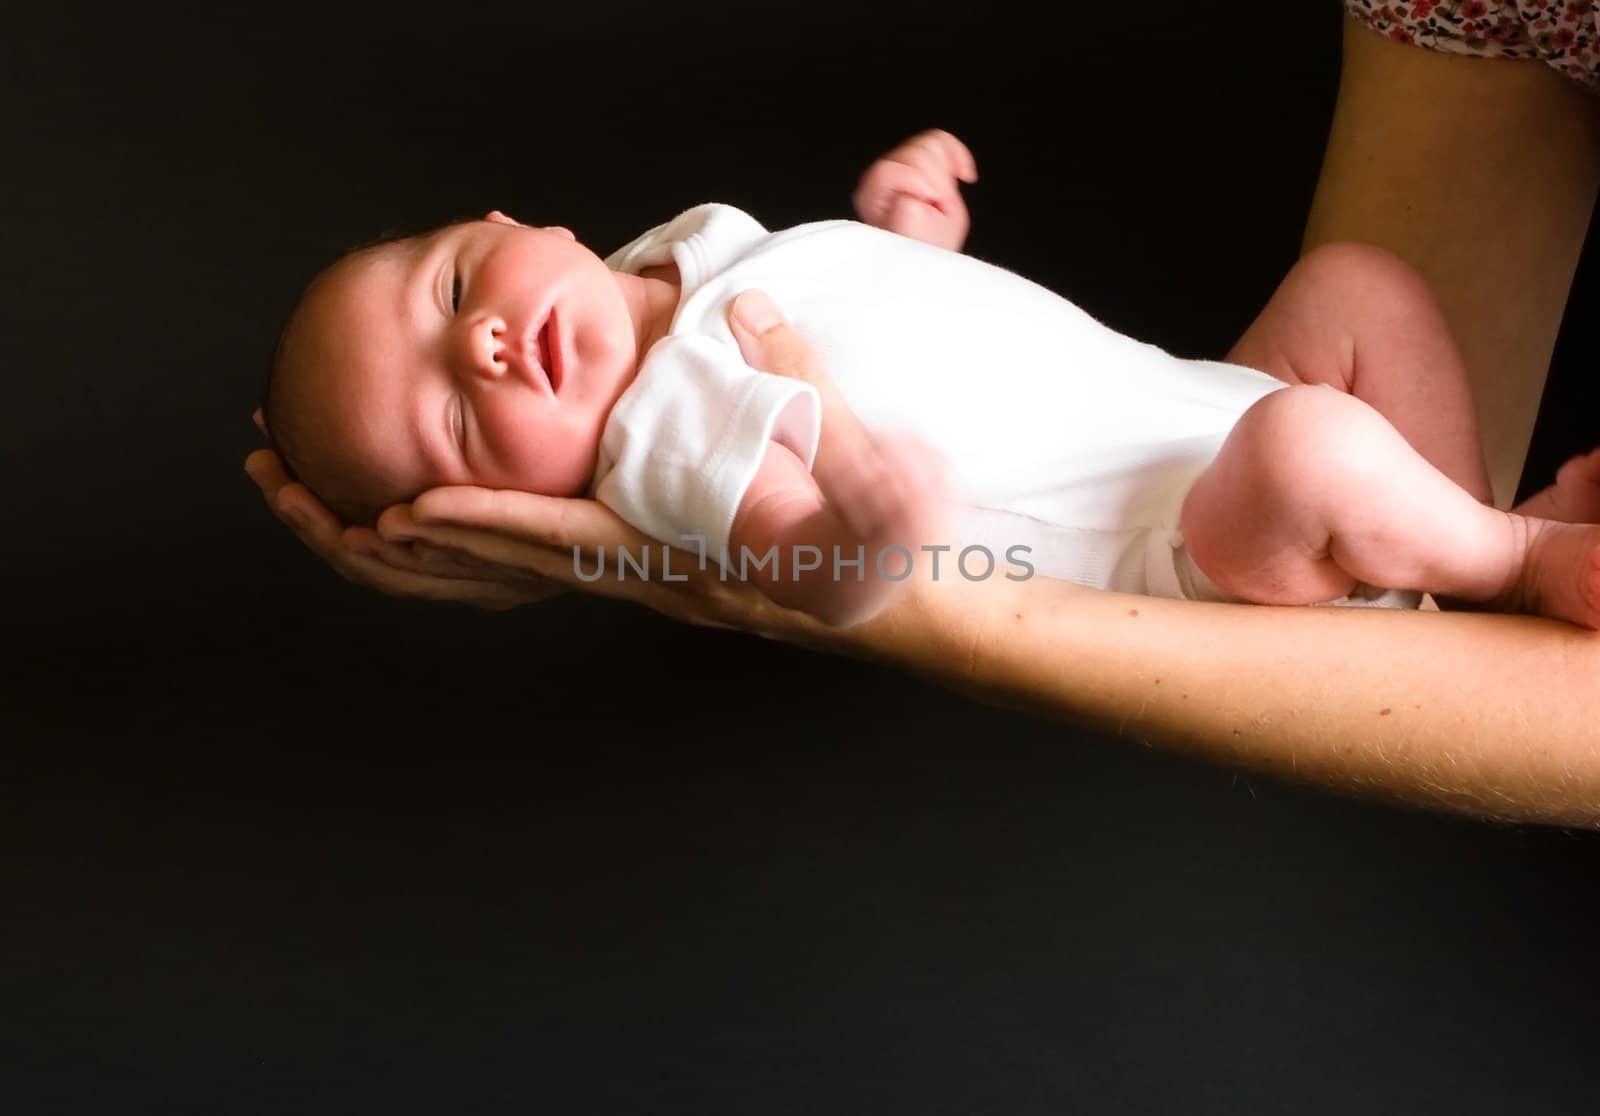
left=852, top=129, right=977, bottom=252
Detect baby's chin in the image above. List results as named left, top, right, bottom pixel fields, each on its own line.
left=493, top=451, right=601, bottom=501
left=462, top=465, right=596, bottom=502
left=536, top=470, right=598, bottom=501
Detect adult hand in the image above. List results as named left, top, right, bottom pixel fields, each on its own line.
left=244, top=408, right=559, bottom=610
left=373, top=482, right=829, bottom=642
left=720, top=290, right=974, bottom=659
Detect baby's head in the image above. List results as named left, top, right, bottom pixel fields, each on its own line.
left=263, top=211, right=645, bottom=525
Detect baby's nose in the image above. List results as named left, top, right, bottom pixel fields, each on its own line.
left=468, top=315, right=545, bottom=390
left=462, top=316, right=512, bottom=380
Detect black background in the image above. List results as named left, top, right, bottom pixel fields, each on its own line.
left=6, top=5, right=1600, bottom=1113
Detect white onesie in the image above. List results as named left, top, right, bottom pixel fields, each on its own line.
left=593, top=204, right=1418, bottom=608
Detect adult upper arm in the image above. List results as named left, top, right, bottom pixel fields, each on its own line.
left=1305, top=16, right=1600, bottom=506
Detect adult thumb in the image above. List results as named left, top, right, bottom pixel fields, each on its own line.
left=727, top=291, right=818, bottom=385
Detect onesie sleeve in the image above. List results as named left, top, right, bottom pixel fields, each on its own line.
left=592, top=333, right=822, bottom=572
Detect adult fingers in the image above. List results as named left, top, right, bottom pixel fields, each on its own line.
left=383, top=498, right=679, bottom=596
left=386, top=499, right=761, bottom=620
left=317, top=519, right=552, bottom=608
left=245, top=445, right=555, bottom=609
left=336, top=549, right=548, bottom=609
left=407, top=486, right=656, bottom=556
left=389, top=490, right=829, bottom=635
left=245, top=447, right=342, bottom=556
left=378, top=503, right=580, bottom=584
left=341, top=524, right=506, bottom=582
left=244, top=446, right=285, bottom=500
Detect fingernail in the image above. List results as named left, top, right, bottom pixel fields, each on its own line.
left=281, top=505, right=309, bottom=529
left=733, top=290, right=782, bottom=334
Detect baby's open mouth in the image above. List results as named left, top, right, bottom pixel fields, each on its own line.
left=542, top=312, right=562, bottom=394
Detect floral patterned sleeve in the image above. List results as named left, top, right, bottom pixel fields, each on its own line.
left=1345, top=1, right=1600, bottom=93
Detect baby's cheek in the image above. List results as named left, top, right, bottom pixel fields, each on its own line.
left=538, top=429, right=601, bottom=498
left=475, top=403, right=604, bottom=497
left=475, top=427, right=585, bottom=498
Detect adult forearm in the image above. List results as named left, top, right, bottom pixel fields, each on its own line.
left=851, top=577, right=1600, bottom=827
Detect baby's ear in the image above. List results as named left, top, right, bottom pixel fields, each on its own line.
left=484, top=209, right=522, bottom=226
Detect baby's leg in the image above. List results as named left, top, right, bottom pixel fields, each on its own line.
left=1180, top=385, right=1600, bottom=627
left=1226, top=242, right=1493, bottom=505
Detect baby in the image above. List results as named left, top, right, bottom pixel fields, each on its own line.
left=262, top=130, right=1600, bottom=629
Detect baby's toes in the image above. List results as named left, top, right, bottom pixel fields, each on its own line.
left=1573, top=545, right=1600, bottom=630
left=1555, top=446, right=1600, bottom=491
left=1519, top=448, right=1600, bottom=523
left=1528, top=524, right=1600, bottom=629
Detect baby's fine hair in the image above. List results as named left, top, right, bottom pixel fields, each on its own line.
left=259, top=215, right=480, bottom=527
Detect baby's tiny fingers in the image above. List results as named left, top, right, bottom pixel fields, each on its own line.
left=860, top=158, right=943, bottom=205
left=854, top=161, right=940, bottom=228
left=887, top=133, right=969, bottom=197
left=920, top=129, right=977, bottom=182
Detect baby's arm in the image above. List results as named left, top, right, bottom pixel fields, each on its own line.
left=853, top=129, right=977, bottom=252
left=729, top=432, right=947, bottom=629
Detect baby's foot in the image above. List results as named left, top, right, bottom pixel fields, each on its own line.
left=1512, top=448, right=1600, bottom=523
left=1493, top=517, right=1600, bottom=629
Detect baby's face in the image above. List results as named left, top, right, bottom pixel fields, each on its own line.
left=295, top=212, right=643, bottom=503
